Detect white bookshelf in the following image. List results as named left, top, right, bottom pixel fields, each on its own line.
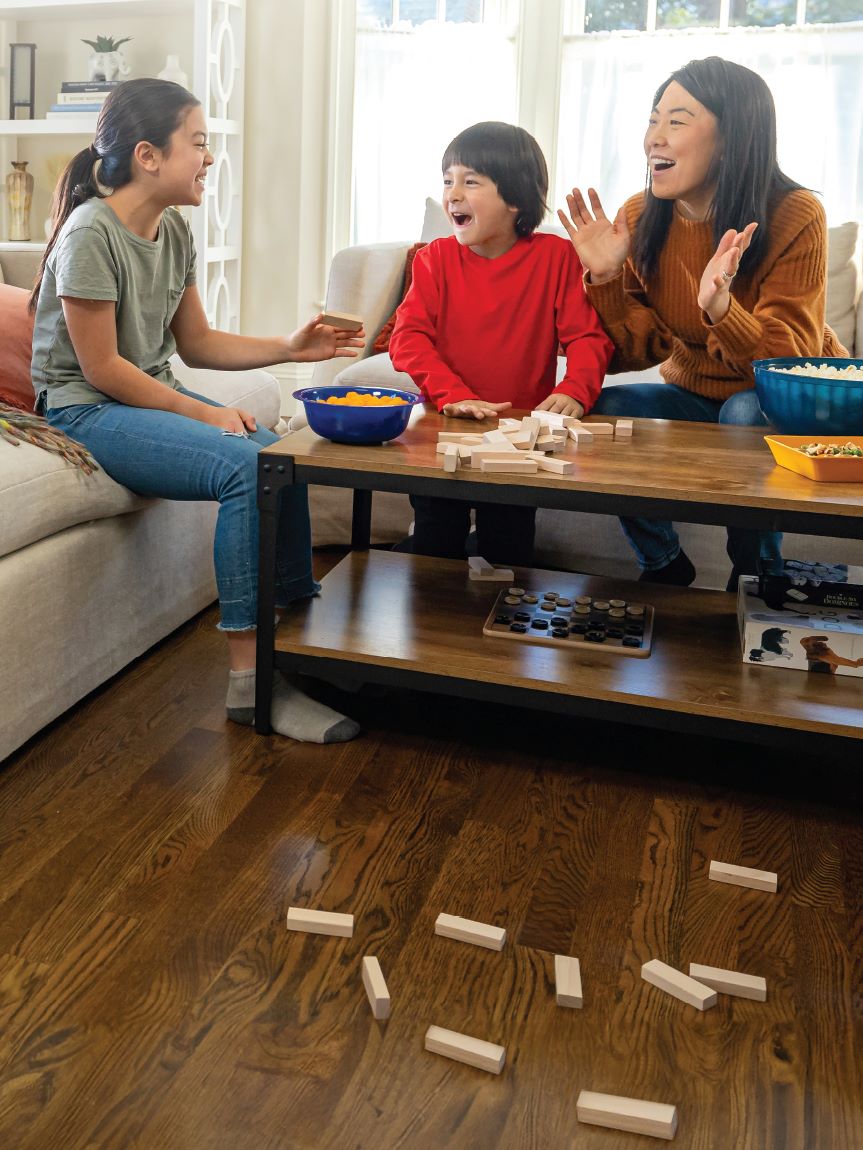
left=0, top=0, right=244, bottom=332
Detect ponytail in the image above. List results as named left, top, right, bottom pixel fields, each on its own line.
left=29, top=78, right=200, bottom=311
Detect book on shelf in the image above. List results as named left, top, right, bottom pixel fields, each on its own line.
left=46, top=109, right=100, bottom=119
left=60, top=80, right=122, bottom=93
left=56, top=91, right=110, bottom=105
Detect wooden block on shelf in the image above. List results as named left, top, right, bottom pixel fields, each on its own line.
left=361, top=955, right=391, bottom=1019
left=641, top=959, right=717, bottom=1010
left=319, top=309, right=363, bottom=331
left=425, top=1025, right=506, bottom=1074
left=688, top=962, right=767, bottom=1001
left=537, top=456, right=575, bottom=475
left=554, top=954, right=583, bottom=1008
left=286, top=907, right=354, bottom=937
left=576, top=1090, right=678, bottom=1141
left=434, top=912, right=506, bottom=950
left=708, top=860, right=777, bottom=893
left=479, top=459, right=539, bottom=475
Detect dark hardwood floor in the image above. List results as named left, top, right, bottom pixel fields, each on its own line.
left=2, top=554, right=862, bottom=1149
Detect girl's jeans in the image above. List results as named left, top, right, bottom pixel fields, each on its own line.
left=47, top=387, right=317, bottom=631
left=591, top=383, right=783, bottom=576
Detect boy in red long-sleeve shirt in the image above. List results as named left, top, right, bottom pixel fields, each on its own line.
left=390, top=121, right=613, bottom=565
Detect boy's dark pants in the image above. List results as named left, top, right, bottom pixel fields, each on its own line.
left=406, top=494, right=536, bottom=566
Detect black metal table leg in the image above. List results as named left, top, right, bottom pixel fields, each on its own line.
left=255, top=456, right=292, bottom=734
left=351, top=488, right=373, bottom=551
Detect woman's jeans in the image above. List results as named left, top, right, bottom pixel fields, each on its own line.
left=47, top=388, right=317, bottom=631
left=591, top=384, right=783, bottom=576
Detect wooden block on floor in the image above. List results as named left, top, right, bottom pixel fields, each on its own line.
left=287, top=907, right=354, bottom=937
left=425, top=1025, right=505, bottom=1075
left=709, top=860, right=778, bottom=893
left=479, top=459, right=539, bottom=475
left=615, top=419, right=633, bottom=437
left=361, top=955, right=391, bottom=1019
left=688, top=962, right=767, bottom=1001
left=434, top=912, right=506, bottom=950
left=641, top=959, right=717, bottom=1010
left=554, top=954, right=583, bottom=1008
left=576, top=1091, right=678, bottom=1141
left=442, top=443, right=459, bottom=472
left=537, top=456, right=575, bottom=475
left=319, top=309, right=363, bottom=331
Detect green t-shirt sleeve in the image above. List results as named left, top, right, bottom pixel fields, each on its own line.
left=186, top=220, right=197, bottom=287
left=53, top=224, right=119, bottom=302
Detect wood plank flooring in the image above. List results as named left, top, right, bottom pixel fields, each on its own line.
left=2, top=563, right=862, bottom=1149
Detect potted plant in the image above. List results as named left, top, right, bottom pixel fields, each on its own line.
left=82, top=35, right=132, bottom=82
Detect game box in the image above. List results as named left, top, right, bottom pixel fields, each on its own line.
left=738, top=570, right=863, bottom=678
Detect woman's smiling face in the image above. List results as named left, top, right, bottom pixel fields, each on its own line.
left=644, top=80, right=721, bottom=220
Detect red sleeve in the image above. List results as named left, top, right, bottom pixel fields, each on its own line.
left=389, top=245, right=477, bottom=410
left=553, top=246, right=615, bottom=413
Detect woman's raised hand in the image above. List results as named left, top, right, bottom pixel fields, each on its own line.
left=698, top=222, right=758, bottom=323
left=557, top=188, right=630, bottom=283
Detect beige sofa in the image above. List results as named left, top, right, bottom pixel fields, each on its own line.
left=0, top=249, right=281, bottom=763
left=307, top=217, right=863, bottom=588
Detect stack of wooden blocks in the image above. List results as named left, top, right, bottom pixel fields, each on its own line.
left=436, top=411, right=633, bottom=477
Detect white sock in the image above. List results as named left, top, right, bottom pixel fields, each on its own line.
left=226, top=669, right=360, bottom=744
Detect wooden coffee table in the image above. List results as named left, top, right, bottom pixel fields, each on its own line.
left=256, top=410, right=863, bottom=748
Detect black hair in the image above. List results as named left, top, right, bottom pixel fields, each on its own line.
left=30, top=78, right=200, bottom=310
left=442, top=121, right=548, bottom=237
left=759, top=627, right=789, bottom=655
left=632, top=57, right=805, bottom=283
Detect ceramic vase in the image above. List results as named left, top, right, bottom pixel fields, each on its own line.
left=6, top=161, right=34, bottom=242
left=157, top=55, right=189, bottom=88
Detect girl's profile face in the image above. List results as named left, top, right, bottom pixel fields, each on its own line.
left=644, top=80, right=720, bottom=220
left=158, top=104, right=213, bottom=208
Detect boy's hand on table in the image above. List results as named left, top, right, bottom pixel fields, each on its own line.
left=442, top=400, right=513, bottom=421
left=536, top=395, right=584, bottom=419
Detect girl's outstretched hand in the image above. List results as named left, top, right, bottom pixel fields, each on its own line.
left=287, top=315, right=366, bottom=362
left=442, top=399, right=512, bottom=421
left=698, top=222, right=758, bottom=322
left=557, top=188, right=630, bottom=283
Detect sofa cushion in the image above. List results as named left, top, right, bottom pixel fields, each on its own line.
left=334, top=352, right=419, bottom=393
left=826, top=222, right=859, bottom=353
left=372, top=241, right=427, bottom=353
left=0, top=284, right=36, bottom=412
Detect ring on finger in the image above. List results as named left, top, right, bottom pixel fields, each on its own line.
left=721, top=269, right=734, bottom=282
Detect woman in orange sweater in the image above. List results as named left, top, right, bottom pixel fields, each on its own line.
left=558, top=56, right=845, bottom=590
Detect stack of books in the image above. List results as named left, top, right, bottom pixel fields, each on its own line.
left=46, top=80, right=122, bottom=119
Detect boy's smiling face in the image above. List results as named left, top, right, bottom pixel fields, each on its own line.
left=442, top=164, right=519, bottom=259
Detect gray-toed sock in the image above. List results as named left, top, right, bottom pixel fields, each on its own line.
left=226, top=669, right=360, bottom=743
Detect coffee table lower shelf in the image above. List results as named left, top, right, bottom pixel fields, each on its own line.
left=273, top=550, right=862, bottom=748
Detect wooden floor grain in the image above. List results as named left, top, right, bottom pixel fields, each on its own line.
left=2, top=570, right=862, bottom=1150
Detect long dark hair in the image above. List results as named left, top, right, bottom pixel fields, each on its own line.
left=30, top=78, right=200, bottom=310
left=632, top=57, right=804, bottom=284
left=442, top=121, right=548, bottom=236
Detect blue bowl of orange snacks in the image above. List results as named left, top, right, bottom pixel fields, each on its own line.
left=292, top=385, right=422, bottom=445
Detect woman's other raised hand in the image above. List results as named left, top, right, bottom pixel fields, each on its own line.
left=557, top=188, right=630, bottom=283
left=698, top=222, right=757, bottom=323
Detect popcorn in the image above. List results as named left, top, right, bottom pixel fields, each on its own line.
left=773, top=362, right=863, bottom=381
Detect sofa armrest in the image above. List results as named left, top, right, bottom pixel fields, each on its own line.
left=312, top=241, right=411, bottom=389
left=169, top=357, right=281, bottom=430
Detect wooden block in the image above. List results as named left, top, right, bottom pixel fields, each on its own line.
left=534, top=435, right=558, bottom=450
left=569, top=427, right=593, bottom=444
left=585, top=421, right=614, bottom=435
left=469, top=567, right=514, bottom=582
left=507, top=432, right=535, bottom=449
left=479, top=459, right=538, bottom=475
left=286, top=907, right=354, bottom=937
left=497, top=418, right=522, bottom=432
left=468, top=555, right=494, bottom=574
left=688, top=962, right=767, bottom=1001
left=443, top=444, right=459, bottom=472
left=361, top=955, right=391, bottom=1019
left=577, top=1091, right=678, bottom=1141
left=615, top=419, right=633, bottom=437
left=709, top=860, right=778, bottom=893
left=457, top=444, right=473, bottom=460
left=319, top=309, right=363, bottom=331
left=481, top=429, right=516, bottom=447
left=554, top=954, right=583, bottom=1008
left=537, top=456, right=575, bottom=475
left=530, top=410, right=577, bottom=428
left=469, top=448, right=528, bottom=466
left=438, top=431, right=476, bottom=443
left=520, top=416, right=540, bottom=450
left=641, top=959, right=717, bottom=1010
left=434, top=912, right=506, bottom=951
left=425, top=1025, right=505, bottom=1075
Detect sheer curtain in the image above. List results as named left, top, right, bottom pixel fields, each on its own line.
left=352, top=21, right=517, bottom=245
left=556, top=24, right=863, bottom=227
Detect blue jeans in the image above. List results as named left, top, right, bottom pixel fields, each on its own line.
left=47, top=387, right=317, bottom=631
left=591, top=384, right=783, bottom=575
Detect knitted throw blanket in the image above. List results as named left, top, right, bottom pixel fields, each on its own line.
left=0, top=404, right=98, bottom=475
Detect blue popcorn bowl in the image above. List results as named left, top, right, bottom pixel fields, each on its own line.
left=292, top=385, right=422, bottom=445
left=753, top=357, right=863, bottom=435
